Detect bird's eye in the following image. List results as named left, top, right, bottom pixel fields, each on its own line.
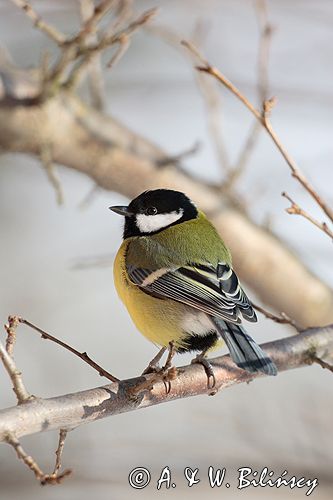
left=146, top=206, right=157, bottom=215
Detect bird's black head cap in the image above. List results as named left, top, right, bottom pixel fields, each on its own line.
left=111, top=189, right=198, bottom=238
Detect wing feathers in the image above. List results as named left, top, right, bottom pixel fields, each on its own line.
left=127, top=260, right=256, bottom=324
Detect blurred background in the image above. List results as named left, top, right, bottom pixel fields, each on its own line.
left=0, top=0, right=332, bottom=498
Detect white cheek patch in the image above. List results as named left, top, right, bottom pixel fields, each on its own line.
left=136, top=209, right=184, bottom=233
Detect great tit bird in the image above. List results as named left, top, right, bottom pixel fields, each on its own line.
left=110, top=189, right=277, bottom=381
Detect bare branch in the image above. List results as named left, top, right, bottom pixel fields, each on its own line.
left=147, top=25, right=230, bottom=172
left=52, top=429, right=69, bottom=477
left=64, top=8, right=157, bottom=90
left=18, top=317, right=119, bottom=383
left=221, top=121, right=261, bottom=193
left=178, top=36, right=230, bottom=172
left=0, top=340, right=32, bottom=405
left=107, top=33, right=130, bottom=68
left=150, top=13, right=271, bottom=194
left=5, top=432, right=45, bottom=480
left=282, top=192, right=333, bottom=240
left=156, top=141, right=201, bottom=167
left=187, top=45, right=333, bottom=223
left=109, top=0, right=133, bottom=32
left=79, top=0, right=106, bottom=110
left=40, top=143, right=64, bottom=205
left=71, top=253, right=114, bottom=270
left=253, top=302, right=299, bottom=329
left=312, top=356, right=333, bottom=373
left=10, top=0, right=66, bottom=45
left=79, top=0, right=116, bottom=37
left=222, top=0, right=274, bottom=191
left=255, top=0, right=274, bottom=103
left=4, top=432, right=71, bottom=485
left=4, top=315, right=19, bottom=357
left=0, top=326, right=332, bottom=443
left=78, top=184, right=102, bottom=210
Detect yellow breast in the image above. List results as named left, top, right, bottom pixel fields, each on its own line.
left=113, top=240, right=188, bottom=348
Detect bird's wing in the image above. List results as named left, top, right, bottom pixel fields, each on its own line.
left=127, top=261, right=257, bottom=324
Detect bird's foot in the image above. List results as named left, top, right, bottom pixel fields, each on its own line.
left=141, top=346, right=167, bottom=375
left=158, top=342, right=176, bottom=393
left=191, top=354, right=217, bottom=393
left=128, top=364, right=177, bottom=398
left=137, top=343, right=177, bottom=395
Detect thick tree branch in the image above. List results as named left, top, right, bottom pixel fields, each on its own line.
left=0, top=90, right=333, bottom=326
left=0, top=326, right=332, bottom=442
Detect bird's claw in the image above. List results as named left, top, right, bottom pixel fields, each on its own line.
left=191, top=355, right=217, bottom=393
left=139, top=343, right=177, bottom=395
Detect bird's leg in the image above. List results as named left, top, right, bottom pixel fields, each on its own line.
left=191, top=349, right=216, bottom=391
left=136, top=343, right=176, bottom=396
left=141, top=346, right=166, bottom=375
left=146, top=342, right=177, bottom=394
left=160, top=342, right=177, bottom=394
left=162, top=341, right=176, bottom=370
left=130, top=343, right=177, bottom=398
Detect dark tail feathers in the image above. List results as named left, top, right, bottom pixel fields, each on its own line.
left=211, top=318, right=277, bottom=376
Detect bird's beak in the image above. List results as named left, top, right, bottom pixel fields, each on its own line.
left=109, top=205, right=133, bottom=216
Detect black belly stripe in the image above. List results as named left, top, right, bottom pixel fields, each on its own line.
left=177, top=331, right=219, bottom=353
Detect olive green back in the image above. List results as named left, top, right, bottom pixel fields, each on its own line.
left=126, top=211, right=231, bottom=270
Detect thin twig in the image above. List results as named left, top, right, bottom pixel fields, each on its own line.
left=282, top=192, right=333, bottom=240
left=192, top=21, right=230, bottom=173
left=107, top=33, right=130, bottom=68
left=184, top=41, right=333, bottom=223
left=5, top=432, right=45, bottom=480
left=78, top=184, right=102, bottom=210
left=312, top=356, right=333, bottom=373
left=71, top=253, right=114, bottom=270
left=5, top=432, right=72, bottom=485
left=255, top=0, right=274, bottom=103
left=186, top=23, right=231, bottom=172
left=147, top=24, right=230, bottom=172
left=221, top=121, right=262, bottom=193
left=10, top=0, right=66, bottom=45
left=64, top=8, right=157, bottom=90
left=79, top=0, right=106, bottom=110
left=4, top=315, right=20, bottom=356
left=156, top=140, right=201, bottom=167
left=53, top=429, right=68, bottom=476
left=79, top=0, right=115, bottom=38
left=222, top=0, right=274, bottom=191
left=40, top=143, right=64, bottom=205
left=108, top=0, right=133, bottom=32
left=0, top=340, right=32, bottom=404
left=17, top=317, right=119, bottom=383
left=253, top=302, right=298, bottom=329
